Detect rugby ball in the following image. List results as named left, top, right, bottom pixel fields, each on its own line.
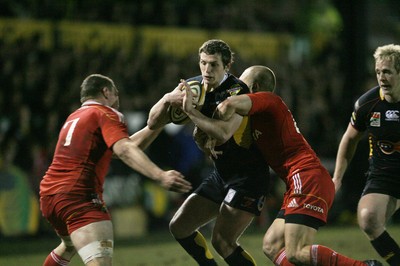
left=169, top=80, right=205, bottom=125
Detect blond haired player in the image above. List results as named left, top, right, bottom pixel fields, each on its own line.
left=334, top=44, right=400, bottom=266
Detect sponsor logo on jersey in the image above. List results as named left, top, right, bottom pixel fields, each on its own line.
left=377, top=140, right=400, bottom=155
left=253, top=129, right=262, bottom=141
left=287, top=198, right=299, bottom=208
left=227, top=84, right=243, bottom=96
left=257, top=196, right=266, bottom=212
left=303, top=203, right=324, bottom=214
left=224, top=188, right=236, bottom=203
left=385, top=110, right=400, bottom=121
left=370, top=112, right=381, bottom=127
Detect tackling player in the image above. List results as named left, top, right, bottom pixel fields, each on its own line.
left=40, top=74, right=191, bottom=266
left=181, top=65, right=383, bottom=266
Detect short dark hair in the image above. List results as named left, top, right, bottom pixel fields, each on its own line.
left=80, top=74, right=115, bottom=103
left=198, top=39, right=234, bottom=67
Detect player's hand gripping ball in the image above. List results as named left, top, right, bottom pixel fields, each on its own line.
left=169, top=80, right=205, bottom=124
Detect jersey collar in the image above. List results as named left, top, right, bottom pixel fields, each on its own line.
left=81, top=100, right=103, bottom=107
left=379, top=88, right=385, bottom=100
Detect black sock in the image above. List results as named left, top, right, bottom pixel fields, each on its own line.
left=371, top=230, right=400, bottom=266
left=176, top=231, right=218, bottom=266
left=224, top=246, right=255, bottom=266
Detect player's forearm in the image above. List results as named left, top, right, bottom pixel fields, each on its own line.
left=333, top=124, right=363, bottom=182
left=217, top=95, right=252, bottom=120
left=332, top=156, right=349, bottom=183
left=129, top=126, right=163, bottom=150
left=186, top=108, right=236, bottom=144
left=333, top=136, right=359, bottom=183
left=114, top=139, right=163, bottom=181
left=229, top=95, right=252, bottom=116
left=147, top=97, right=170, bottom=129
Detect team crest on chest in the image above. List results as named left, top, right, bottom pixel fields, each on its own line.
left=370, top=112, right=381, bottom=127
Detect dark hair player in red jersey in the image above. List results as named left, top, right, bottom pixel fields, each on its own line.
left=39, top=74, right=191, bottom=266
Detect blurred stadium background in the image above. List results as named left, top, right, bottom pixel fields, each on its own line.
left=0, top=0, right=399, bottom=241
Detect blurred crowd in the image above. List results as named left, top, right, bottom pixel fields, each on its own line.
left=0, top=31, right=349, bottom=193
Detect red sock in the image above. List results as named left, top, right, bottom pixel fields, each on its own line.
left=43, top=250, right=70, bottom=266
left=273, top=249, right=295, bottom=266
left=310, top=245, right=366, bottom=266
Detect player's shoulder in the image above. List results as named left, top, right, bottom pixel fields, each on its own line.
left=354, top=86, right=381, bottom=111
left=223, top=73, right=250, bottom=95
left=358, top=86, right=381, bottom=102
left=250, top=91, right=280, bottom=101
left=79, top=102, right=124, bottom=122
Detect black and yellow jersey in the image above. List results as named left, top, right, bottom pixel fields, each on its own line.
left=188, top=74, right=269, bottom=181
left=352, top=86, right=400, bottom=181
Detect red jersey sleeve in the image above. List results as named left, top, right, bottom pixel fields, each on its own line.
left=97, top=105, right=129, bottom=148
left=247, top=92, right=274, bottom=115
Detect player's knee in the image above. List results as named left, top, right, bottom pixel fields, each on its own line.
left=77, top=239, right=113, bottom=264
left=358, top=208, right=380, bottom=235
left=64, top=244, right=76, bottom=257
left=285, top=248, right=302, bottom=265
left=169, top=217, right=190, bottom=239
left=262, top=239, right=277, bottom=260
left=169, top=217, right=181, bottom=237
left=210, top=233, right=223, bottom=253
left=55, top=237, right=76, bottom=259
left=211, top=232, right=234, bottom=256
left=262, top=231, right=283, bottom=260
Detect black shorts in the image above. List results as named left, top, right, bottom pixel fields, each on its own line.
left=362, top=175, right=400, bottom=199
left=194, top=168, right=269, bottom=216
left=276, top=209, right=325, bottom=230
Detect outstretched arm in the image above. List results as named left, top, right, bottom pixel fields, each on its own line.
left=147, top=84, right=185, bottom=129
left=129, top=125, right=163, bottom=150
left=113, top=138, right=192, bottom=193
left=332, top=123, right=364, bottom=192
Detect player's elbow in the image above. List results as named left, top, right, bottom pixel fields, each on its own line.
left=112, top=138, right=132, bottom=160
left=213, top=131, right=232, bottom=145
left=147, top=117, right=164, bottom=130
left=147, top=118, right=157, bottom=130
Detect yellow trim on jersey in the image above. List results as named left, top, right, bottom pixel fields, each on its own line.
left=369, top=135, right=373, bottom=157
left=233, top=116, right=253, bottom=149
left=379, top=88, right=385, bottom=100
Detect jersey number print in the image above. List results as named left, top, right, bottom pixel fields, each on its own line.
left=63, top=118, right=80, bottom=146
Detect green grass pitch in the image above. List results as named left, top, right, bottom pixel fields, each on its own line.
left=1, top=225, right=398, bottom=265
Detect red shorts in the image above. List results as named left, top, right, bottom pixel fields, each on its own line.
left=40, top=193, right=111, bottom=236
left=281, top=166, right=335, bottom=225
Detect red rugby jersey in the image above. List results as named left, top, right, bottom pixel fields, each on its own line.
left=247, top=92, right=322, bottom=181
left=40, top=101, right=128, bottom=196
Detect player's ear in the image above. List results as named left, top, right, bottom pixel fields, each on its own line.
left=102, top=87, right=109, bottom=99
left=252, top=83, right=259, bottom=93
